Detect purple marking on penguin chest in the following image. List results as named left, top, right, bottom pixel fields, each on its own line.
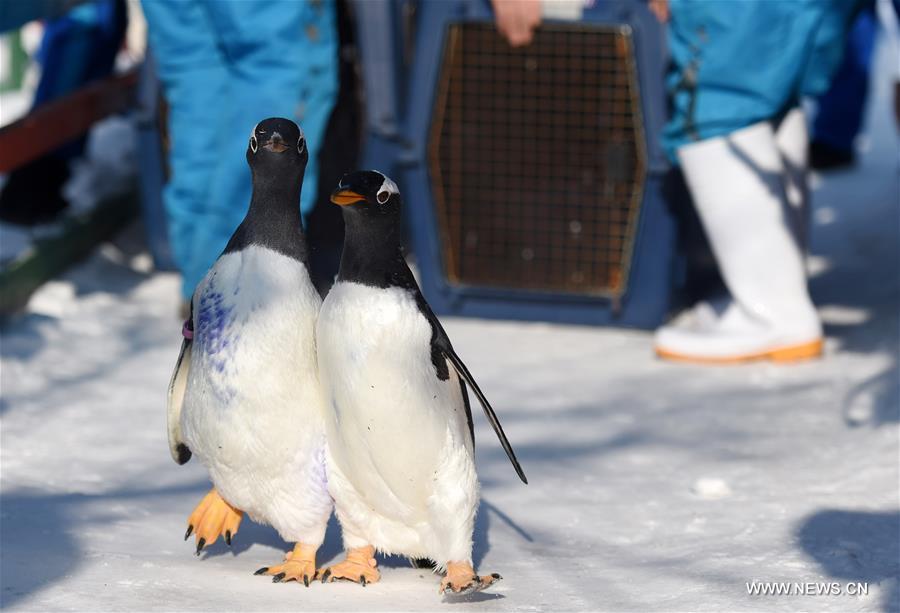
left=197, top=290, right=236, bottom=359
left=195, top=283, right=240, bottom=402
left=313, top=444, right=328, bottom=491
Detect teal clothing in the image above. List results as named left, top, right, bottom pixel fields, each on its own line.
left=142, top=0, right=337, bottom=298
left=663, top=0, right=856, bottom=162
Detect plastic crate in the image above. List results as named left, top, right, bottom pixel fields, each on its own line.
left=395, top=0, right=675, bottom=328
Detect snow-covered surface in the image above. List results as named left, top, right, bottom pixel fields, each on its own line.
left=2, top=48, right=899, bottom=613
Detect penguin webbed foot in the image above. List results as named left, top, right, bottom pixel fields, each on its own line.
left=320, top=545, right=380, bottom=587
left=186, top=488, right=243, bottom=555
left=255, top=543, right=318, bottom=587
left=440, top=562, right=501, bottom=596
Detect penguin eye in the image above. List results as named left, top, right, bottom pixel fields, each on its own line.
left=249, top=135, right=258, bottom=153
left=376, top=190, right=390, bottom=204
left=297, top=138, right=306, bottom=154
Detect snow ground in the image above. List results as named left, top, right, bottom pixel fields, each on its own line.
left=2, top=47, right=899, bottom=613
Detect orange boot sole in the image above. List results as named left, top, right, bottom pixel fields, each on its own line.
left=656, top=339, right=823, bottom=365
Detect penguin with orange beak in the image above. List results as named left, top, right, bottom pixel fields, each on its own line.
left=316, top=170, right=526, bottom=595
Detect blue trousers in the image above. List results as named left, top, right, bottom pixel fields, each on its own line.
left=34, top=0, right=127, bottom=161
left=663, top=0, right=856, bottom=162
left=812, top=5, right=878, bottom=152
left=142, top=0, right=337, bottom=299
left=34, top=0, right=126, bottom=106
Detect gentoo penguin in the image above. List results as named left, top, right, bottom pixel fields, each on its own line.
left=316, top=170, right=527, bottom=595
left=166, top=118, right=331, bottom=585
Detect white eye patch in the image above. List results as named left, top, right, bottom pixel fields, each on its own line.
left=379, top=176, right=398, bottom=195
left=375, top=172, right=399, bottom=203
left=249, top=122, right=260, bottom=153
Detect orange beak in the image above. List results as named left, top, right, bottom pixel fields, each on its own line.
left=330, top=188, right=366, bottom=206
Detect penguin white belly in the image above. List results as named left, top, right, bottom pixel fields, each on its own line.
left=317, top=282, right=477, bottom=562
left=182, top=246, right=331, bottom=544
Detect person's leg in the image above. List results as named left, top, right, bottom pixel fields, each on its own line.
left=32, top=0, right=126, bottom=167
left=141, top=1, right=228, bottom=299
left=656, top=1, right=831, bottom=362
left=184, top=0, right=338, bottom=290
left=662, top=1, right=839, bottom=157
left=810, top=7, right=878, bottom=169
left=32, top=0, right=126, bottom=106
left=655, top=122, right=822, bottom=363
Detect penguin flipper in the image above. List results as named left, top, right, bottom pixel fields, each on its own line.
left=443, top=347, right=527, bottom=484
left=405, top=272, right=526, bottom=483
left=167, top=335, right=193, bottom=465
left=458, top=377, right=474, bottom=446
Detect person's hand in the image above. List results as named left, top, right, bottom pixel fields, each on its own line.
left=491, top=0, right=541, bottom=47
left=649, top=0, right=669, bottom=23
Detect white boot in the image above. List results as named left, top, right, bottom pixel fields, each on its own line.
left=666, top=108, right=811, bottom=334
left=774, top=107, right=810, bottom=249
left=654, top=120, right=823, bottom=363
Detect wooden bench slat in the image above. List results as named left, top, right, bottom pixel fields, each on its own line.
left=0, top=69, right=138, bottom=173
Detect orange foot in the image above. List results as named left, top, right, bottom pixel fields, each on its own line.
left=440, top=561, right=502, bottom=595
left=185, top=488, right=243, bottom=555
left=320, top=545, right=380, bottom=586
left=254, top=543, right=318, bottom=587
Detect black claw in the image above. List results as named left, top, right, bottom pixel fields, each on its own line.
left=184, top=525, right=193, bottom=541
left=254, top=567, right=269, bottom=576
left=303, top=575, right=310, bottom=587
left=195, top=537, right=206, bottom=555
left=360, top=575, right=366, bottom=587
left=272, top=572, right=286, bottom=583
left=491, top=573, right=502, bottom=580
left=321, top=569, right=331, bottom=583
left=225, top=530, right=232, bottom=546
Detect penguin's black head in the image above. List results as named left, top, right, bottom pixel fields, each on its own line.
left=246, top=117, right=308, bottom=174
left=330, top=170, right=400, bottom=217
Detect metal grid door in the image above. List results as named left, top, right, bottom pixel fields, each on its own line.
left=428, top=23, right=647, bottom=297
